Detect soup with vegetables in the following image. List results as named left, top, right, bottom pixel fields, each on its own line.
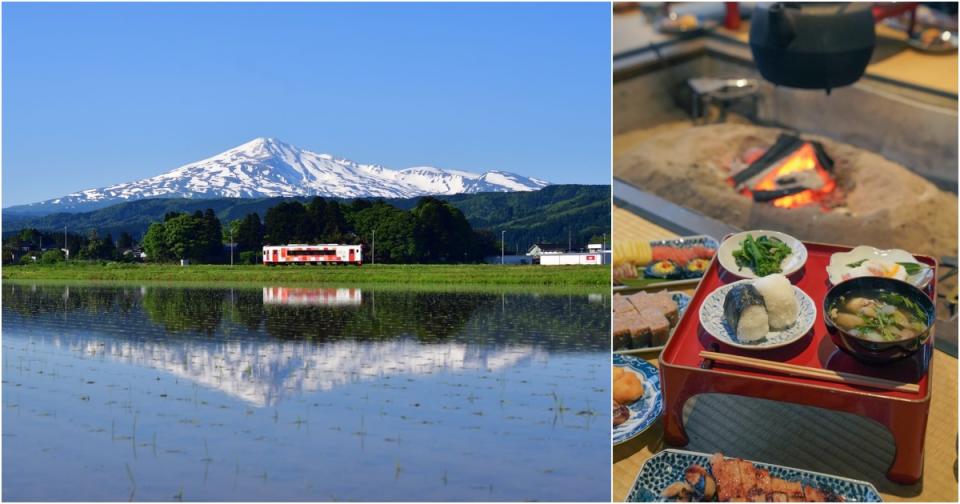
left=828, top=290, right=930, bottom=342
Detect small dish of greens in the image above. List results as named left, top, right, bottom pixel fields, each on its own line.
left=717, top=230, right=808, bottom=280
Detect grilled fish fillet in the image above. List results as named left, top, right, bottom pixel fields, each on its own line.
left=707, top=453, right=843, bottom=502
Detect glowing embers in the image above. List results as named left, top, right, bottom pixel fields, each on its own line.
left=729, top=134, right=837, bottom=210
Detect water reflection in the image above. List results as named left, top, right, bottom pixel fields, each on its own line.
left=3, top=284, right=608, bottom=350
left=3, top=283, right=609, bottom=501
left=57, top=336, right=546, bottom=408
left=262, top=287, right=362, bottom=306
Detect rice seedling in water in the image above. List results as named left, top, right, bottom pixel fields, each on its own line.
left=125, top=462, right=136, bottom=501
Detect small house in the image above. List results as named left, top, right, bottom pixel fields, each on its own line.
left=526, top=243, right=567, bottom=257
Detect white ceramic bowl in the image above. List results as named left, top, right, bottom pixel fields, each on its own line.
left=717, top=230, right=808, bottom=280
left=826, top=245, right=933, bottom=289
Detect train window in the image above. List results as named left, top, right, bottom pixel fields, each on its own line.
left=286, top=249, right=336, bottom=256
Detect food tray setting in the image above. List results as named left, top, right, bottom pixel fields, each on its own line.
left=658, top=240, right=937, bottom=485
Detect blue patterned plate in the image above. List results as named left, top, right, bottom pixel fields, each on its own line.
left=613, top=355, right=662, bottom=445
left=627, top=449, right=883, bottom=502
left=699, top=279, right=816, bottom=350
left=671, top=292, right=691, bottom=323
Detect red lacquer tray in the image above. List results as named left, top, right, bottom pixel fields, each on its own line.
left=658, top=240, right=937, bottom=484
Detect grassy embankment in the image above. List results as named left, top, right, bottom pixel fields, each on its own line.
left=2, top=262, right=609, bottom=287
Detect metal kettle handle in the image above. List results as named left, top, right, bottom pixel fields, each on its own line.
left=768, top=3, right=797, bottom=47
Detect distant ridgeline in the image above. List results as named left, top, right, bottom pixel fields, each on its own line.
left=3, top=185, right=610, bottom=254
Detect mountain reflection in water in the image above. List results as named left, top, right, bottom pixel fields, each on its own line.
left=3, top=283, right=609, bottom=501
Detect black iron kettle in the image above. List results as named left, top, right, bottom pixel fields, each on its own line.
left=749, top=2, right=876, bottom=93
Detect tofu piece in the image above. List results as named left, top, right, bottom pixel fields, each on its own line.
left=649, top=290, right=680, bottom=324
left=630, top=325, right=652, bottom=348
left=614, top=308, right=655, bottom=348
left=638, top=308, right=671, bottom=346
left=613, top=295, right=636, bottom=314
left=612, top=318, right=633, bottom=350
left=625, top=291, right=679, bottom=325
left=624, top=291, right=653, bottom=312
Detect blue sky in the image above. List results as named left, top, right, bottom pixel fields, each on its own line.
left=2, top=3, right=611, bottom=207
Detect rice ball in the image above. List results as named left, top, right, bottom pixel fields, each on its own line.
left=753, top=274, right=798, bottom=330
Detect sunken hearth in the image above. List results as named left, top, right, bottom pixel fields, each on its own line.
left=614, top=123, right=958, bottom=259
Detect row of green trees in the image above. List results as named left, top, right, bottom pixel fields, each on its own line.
left=255, top=196, right=496, bottom=263
left=97, top=196, right=494, bottom=264
left=3, top=228, right=137, bottom=264
left=6, top=196, right=498, bottom=265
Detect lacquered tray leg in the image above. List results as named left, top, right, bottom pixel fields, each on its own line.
left=661, top=366, right=691, bottom=446
left=874, top=400, right=929, bottom=485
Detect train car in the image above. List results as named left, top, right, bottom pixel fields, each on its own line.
left=262, top=287, right=362, bottom=306
left=262, top=244, right=363, bottom=266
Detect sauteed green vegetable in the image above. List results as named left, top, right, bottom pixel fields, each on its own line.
left=732, top=235, right=793, bottom=277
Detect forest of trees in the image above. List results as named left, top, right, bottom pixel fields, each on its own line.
left=5, top=196, right=497, bottom=265
left=142, top=209, right=224, bottom=263
left=257, top=196, right=496, bottom=263
left=2, top=227, right=138, bottom=264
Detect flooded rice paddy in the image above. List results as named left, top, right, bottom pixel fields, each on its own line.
left=2, top=283, right=610, bottom=501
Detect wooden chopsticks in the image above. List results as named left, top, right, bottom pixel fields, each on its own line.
left=698, top=351, right=920, bottom=393
left=614, top=347, right=661, bottom=356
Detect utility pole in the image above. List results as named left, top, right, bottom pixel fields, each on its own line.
left=229, top=227, right=234, bottom=266
left=501, top=230, right=505, bottom=265
left=64, top=226, right=68, bottom=261
left=568, top=229, right=572, bottom=252
left=372, top=229, right=376, bottom=265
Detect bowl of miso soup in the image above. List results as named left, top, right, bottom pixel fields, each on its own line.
left=824, top=277, right=935, bottom=365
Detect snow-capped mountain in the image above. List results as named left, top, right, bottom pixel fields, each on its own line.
left=14, top=137, right=549, bottom=212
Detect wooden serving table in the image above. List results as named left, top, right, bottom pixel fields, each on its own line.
left=613, top=207, right=959, bottom=502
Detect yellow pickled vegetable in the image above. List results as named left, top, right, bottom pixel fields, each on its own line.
left=613, top=240, right=652, bottom=267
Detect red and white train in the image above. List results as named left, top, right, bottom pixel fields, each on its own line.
left=262, top=244, right=363, bottom=266
left=262, top=287, right=362, bottom=306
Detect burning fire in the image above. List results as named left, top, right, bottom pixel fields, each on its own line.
left=740, top=143, right=837, bottom=209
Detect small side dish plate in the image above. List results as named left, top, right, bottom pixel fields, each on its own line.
left=826, top=245, right=934, bottom=289
left=655, top=14, right=718, bottom=34
left=699, top=279, right=817, bottom=350
left=614, top=235, right=719, bottom=291
left=626, top=449, right=883, bottom=502
left=612, top=355, right=663, bottom=445
left=614, top=292, right=692, bottom=354
left=907, top=29, right=959, bottom=54
left=717, top=230, right=808, bottom=280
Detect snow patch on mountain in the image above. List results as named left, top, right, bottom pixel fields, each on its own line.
left=17, top=137, right=549, bottom=211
